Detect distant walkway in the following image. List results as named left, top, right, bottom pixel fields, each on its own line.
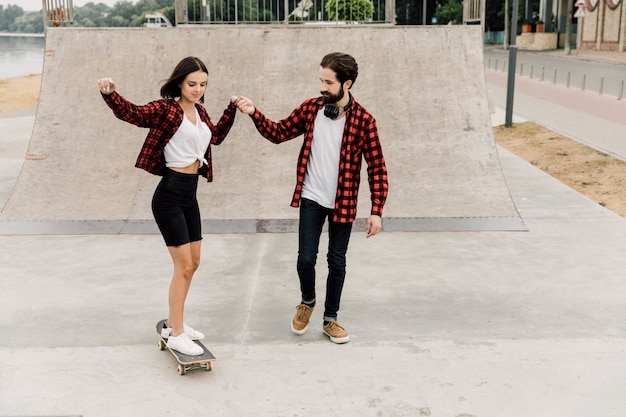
left=485, top=44, right=626, bottom=64
left=484, top=45, right=626, bottom=99
left=484, top=46, right=626, bottom=162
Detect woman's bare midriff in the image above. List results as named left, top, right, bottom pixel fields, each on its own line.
left=169, top=160, right=200, bottom=174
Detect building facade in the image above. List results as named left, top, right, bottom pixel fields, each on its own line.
left=579, top=0, right=626, bottom=51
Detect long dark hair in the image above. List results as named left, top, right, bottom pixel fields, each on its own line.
left=160, top=56, right=209, bottom=102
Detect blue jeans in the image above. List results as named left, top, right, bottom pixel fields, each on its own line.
left=297, top=198, right=353, bottom=322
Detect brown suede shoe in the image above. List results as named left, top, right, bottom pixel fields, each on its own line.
left=323, top=320, right=350, bottom=344
left=291, top=303, right=314, bottom=334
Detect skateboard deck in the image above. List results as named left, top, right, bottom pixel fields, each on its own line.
left=156, top=319, right=216, bottom=375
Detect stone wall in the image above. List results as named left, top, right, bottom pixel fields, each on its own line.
left=516, top=33, right=559, bottom=51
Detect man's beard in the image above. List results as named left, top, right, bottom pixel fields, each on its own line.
left=321, top=87, right=344, bottom=105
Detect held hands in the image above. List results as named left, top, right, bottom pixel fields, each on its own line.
left=366, top=215, right=382, bottom=238
left=97, top=77, right=116, bottom=95
left=233, top=96, right=256, bottom=115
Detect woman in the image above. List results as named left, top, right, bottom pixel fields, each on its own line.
left=98, top=57, right=238, bottom=355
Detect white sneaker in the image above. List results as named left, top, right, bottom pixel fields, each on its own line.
left=166, top=333, right=204, bottom=356
left=161, top=323, right=205, bottom=341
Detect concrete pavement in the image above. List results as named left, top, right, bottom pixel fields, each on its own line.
left=1, top=38, right=626, bottom=416
left=3, top=111, right=626, bottom=417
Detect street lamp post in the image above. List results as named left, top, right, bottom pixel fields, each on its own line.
left=505, top=0, right=519, bottom=127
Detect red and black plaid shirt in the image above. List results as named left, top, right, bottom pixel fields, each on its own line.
left=102, top=91, right=237, bottom=182
left=250, top=97, right=388, bottom=223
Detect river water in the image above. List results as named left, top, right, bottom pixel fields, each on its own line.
left=0, top=34, right=45, bottom=80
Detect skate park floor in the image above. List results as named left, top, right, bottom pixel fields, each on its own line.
left=1, top=106, right=625, bottom=416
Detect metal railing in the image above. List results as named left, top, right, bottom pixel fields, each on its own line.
left=177, top=0, right=392, bottom=24
left=43, top=0, right=75, bottom=26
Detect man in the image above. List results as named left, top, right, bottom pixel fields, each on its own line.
left=235, top=52, right=388, bottom=344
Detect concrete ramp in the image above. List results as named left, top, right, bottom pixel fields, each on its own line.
left=0, top=26, right=525, bottom=233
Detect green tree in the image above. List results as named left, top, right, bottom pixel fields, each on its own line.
left=206, top=0, right=259, bottom=22
left=434, top=0, right=462, bottom=24
left=484, top=0, right=540, bottom=32
left=325, top=0, right=373, bottom=21
left=74, top=3, right=110, bottom=27
left=485, top=0, right=505, bottom=30
left=10, top=12, right=44, bottom=32
left=108, top=0, right=138, bottom=24
left=0, top=4, right=25, bottom=31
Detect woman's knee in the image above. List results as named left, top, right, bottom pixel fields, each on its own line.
left=170, top=249, right=198, bottom=280
left=170, top=238, right=201, bottom=267
left=190, top=258, right=200, bottom=274
left=174, top=261, right=195, bottom=280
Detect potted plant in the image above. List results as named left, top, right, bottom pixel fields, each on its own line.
left=535, top=20, right=544, bottom=32
left=521, top=20, right=533, bottom=33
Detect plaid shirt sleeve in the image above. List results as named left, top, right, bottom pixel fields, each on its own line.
left=197, top=102, right=237, bottom=182
left=249, top=99, right=319, bottom=143
left=361, top=114, right=388, bottom=218
left=200, top=101, right=237, bottom=145
left=249, top=99, right=319, bottom=208
left=101, top=91, right=165, bottom=128
left=102, top=92, right=182, bottom=176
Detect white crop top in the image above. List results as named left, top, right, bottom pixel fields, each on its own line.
left=164, top=108, right=212, bottom=168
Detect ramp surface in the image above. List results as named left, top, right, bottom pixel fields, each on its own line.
left=0, top=26, right=525, bottom=233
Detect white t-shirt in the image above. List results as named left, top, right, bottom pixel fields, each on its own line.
left=164, top=108, right=212, bottom=168
left=301, top=109, right=346, bottom=209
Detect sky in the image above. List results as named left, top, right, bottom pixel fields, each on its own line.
left=1, top=0, right=127, bottom=11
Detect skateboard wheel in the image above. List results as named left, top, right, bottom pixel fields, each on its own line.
left=205, top=362, right=212, bottom=371
left=158, top=340, right=166, bottom=351
left=178, top=364, right=186, bottom=375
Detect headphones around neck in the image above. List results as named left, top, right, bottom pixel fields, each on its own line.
left=324, top=93, right=352, bottom=120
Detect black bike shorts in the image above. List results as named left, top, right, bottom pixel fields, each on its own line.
left=151, top=168, right=202, bottom=247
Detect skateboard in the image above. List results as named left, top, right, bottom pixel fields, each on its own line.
left=156, top=319, right=216, bottom=375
